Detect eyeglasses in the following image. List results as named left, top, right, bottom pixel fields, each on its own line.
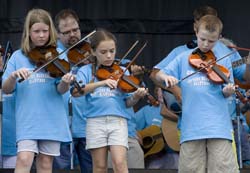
left=60, top=27, right=80, bottom=36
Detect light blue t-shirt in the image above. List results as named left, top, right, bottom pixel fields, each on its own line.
left=71, top=95, right=87, bottom=138
left=161, top=47, right=234, bottom=143
left=57, top=40, right=71, bottom=116
left=155, top=44, right=191, bottom=70
left=76, top=63, right=131, bottom=119
left=156, top=40, right=246, bottom=134
left=135, top=104, right=162, bottom=130
left=57, top=40, right=88, bottom=138
left=57, top=40, right=68, bottom=59
left=127, top=107, right=137, bottom=138
left=1, top=92, right=17, bottom=155
left=2, top=49, right=72, bottom=142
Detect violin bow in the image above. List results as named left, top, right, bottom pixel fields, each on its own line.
left=113, top=41, right=147, bottom=84
left=18, top=30, right=96, bottom=82
left=228, top=45, right=250, bottom=51
left=121, top=41, right=148, bottom=76
left=117, top=41, right=159, bottom=106
left=116, top=40, right=139, bottom=66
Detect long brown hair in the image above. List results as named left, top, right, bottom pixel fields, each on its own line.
left=89, top=28, right=117, bottom=51
left=21, top=9, right=57, bottom=55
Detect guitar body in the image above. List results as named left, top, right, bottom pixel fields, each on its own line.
left=245, top=110, right=250, bottom=126
left=161, top=118, right=180, bottom=152
left=137, top=125, right=165, bottom=158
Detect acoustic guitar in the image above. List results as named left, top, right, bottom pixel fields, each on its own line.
left=232, top=54, right=250, bottom=89
left=161, top=118, right=180, bottom=152
left=137, top=125, right=165, bottom=158
left=244, top=109, right=250, bottom=127
left=161, top=90, right=181, bottom=152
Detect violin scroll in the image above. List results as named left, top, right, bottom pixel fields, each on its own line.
left=0, top=45, right=4, bottom=56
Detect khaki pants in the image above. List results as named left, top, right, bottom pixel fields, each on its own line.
left=178, top=139, right=239, bottom=173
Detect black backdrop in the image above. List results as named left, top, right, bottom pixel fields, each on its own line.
left=1, top=0, right=250, bottom=101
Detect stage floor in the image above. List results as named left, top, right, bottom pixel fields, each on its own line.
left=0, top=169, right=249, bottom=173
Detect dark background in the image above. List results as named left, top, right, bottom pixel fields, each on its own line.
left=0, top=0, right=250, bottom=94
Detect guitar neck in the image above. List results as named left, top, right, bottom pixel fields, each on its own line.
left=232, top=55, right=248, bottom=68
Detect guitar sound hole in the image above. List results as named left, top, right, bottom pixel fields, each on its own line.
left=143, top=136, right=154, bottom=149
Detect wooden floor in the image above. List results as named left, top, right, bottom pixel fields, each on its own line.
left=0, top=169, right=249, bottom=173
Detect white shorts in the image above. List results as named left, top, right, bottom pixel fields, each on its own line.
left=17, top=140, right=60, bottom=156
left=86, top=116, right=128, bottom=150
left=0, top=155, right=17, bottom=168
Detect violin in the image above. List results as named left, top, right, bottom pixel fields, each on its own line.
left=96, top=63, right=159, bottom=106
left=121, top=75, right=159, bottom=106
left=189, top=48, right=248, bottom=103
left=27, top=46, right=83, bottom=92
left=27, top=46, right=71, bottom=78
left=189, top=49, right=230, bottom=84
left=67, top=40, right=92, bottom=65
left=96, top=63, right=139, bottom=92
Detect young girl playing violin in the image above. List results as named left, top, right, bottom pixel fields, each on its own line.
left=71, top=29, right=147, bottom=173
left=2, top=9, right=74, bottom=173
left=155, top=15, right=238, bottom=173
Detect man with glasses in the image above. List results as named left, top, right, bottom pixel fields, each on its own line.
left=55, top=9, right=81, bottom=50
left=54, top=9, right=92, bottom=172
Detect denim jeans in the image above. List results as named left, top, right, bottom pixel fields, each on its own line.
left=74, top=138, right=92, bottom=173
left=53, top=143, right=71, bottom=169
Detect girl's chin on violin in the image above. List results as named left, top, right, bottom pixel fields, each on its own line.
left=102, top=61, right=114, bottom=66
left=36, top=41, right=48, bottom=47
left=200, top=48, right=209, bottom=53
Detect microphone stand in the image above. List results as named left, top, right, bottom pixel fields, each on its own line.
left=68, top=95, right=74, bottom=170
left=235, top=89, right=243, bottom=168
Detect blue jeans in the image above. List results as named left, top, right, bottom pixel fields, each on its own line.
left=53, top=143, right=71, bottom=169
left=74, top=138, right=92, bottom=173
